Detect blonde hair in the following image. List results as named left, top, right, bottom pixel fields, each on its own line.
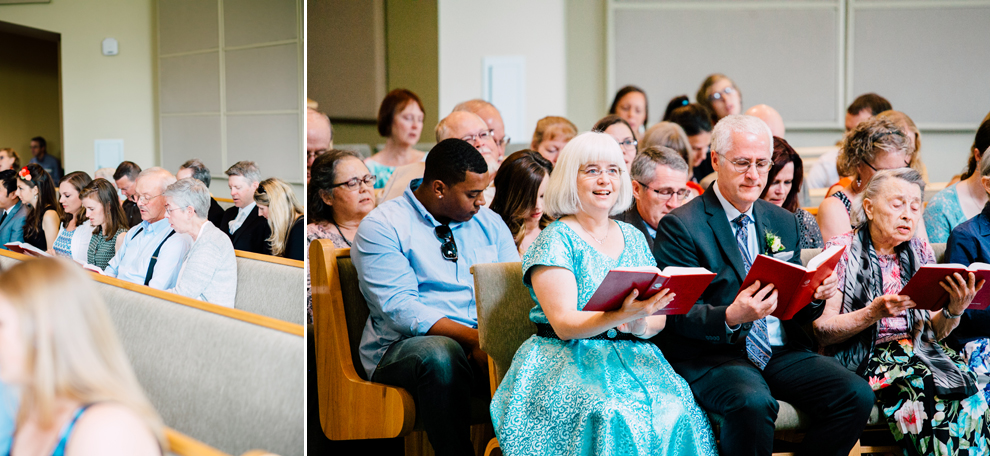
left=544, top=132, right=633, bottom=218
left=876, top=110, right=928, bottom=181
left=254, top=178, right=302, bottom=257
left=1, top=257, right=165, bottom=447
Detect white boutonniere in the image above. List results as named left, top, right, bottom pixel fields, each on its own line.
left=765, top=230, right=785, bottom=254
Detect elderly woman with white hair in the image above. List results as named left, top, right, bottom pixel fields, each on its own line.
left=814, top=168, right=990, bottom=455
left=163, top=178, right=237, bottom=308
left=490, top=132, right=717, bottom=456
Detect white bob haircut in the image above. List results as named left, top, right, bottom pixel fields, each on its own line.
left=710, top=114, right=773, bottom=158
left=545, top=131, right=633, bottom=218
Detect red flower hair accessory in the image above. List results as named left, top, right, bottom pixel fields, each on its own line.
left=17, top=167, right=31, bottom=181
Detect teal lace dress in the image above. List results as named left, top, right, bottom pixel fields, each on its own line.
left=924, top=184, right=966, bottom=244
left=490, top=220, right=718, bottom=456
left=365, top=158, right=395, bottom=189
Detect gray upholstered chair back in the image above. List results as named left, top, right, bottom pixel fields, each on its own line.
left=472, top=262, right=538, bottom=389
left=234, top=255, right=304, bottom=324
left=98, top=282, right=304, bottom=456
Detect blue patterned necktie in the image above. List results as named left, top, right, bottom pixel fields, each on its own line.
left=733, top=214, right=771, bottom=370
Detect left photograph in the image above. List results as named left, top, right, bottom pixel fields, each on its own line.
left=0, top=1, right=305, bottom=455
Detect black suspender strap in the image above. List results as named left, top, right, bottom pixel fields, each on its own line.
left=144, top=230, right=177, bottom=286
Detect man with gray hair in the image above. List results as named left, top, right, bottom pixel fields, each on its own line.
left=452, top=99, right=507, bottom=156
left=177, top=158, right=224, bottom=228
left=652, top=115, right=874, bottom=456
left=612, top=146, right=689, bottom=251
left=220, top=160, right=271, bottom=254
left=104, top=167, right=193, bottom=290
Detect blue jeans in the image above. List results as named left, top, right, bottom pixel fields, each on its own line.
left=372, top=335, right=483, bottom=456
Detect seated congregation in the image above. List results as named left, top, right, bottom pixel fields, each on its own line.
left=311, top=77, right=990, bottom=456
left=0, top=143, right=306, bottom=455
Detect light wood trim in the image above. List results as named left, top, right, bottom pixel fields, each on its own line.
left=165, top=427, right=232, bottom=456
left=488, top=356, right=498, bottom=397
left=484, top=438, right=499, bottom=456
left=310, top=241, right=415, bottom=440
left=215, top=197, right=235, bottom=204
left=802, top=206, right=819, bottom=216
left=235, top=249, right=304, bottom=268
left=0, top=250, right=303, bottom=337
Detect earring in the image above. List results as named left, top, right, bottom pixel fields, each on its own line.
left=438, top=195, right=443, bottom=199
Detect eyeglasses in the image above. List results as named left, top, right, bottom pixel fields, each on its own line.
left=617, top=138, right=638, bottom=150
left=497, top=136, right=511, bottom=148
left=863, top=158, right=910, bottom=173
left=330, top=174, right=376, bottom=191
left=717, top=153, right=772, bottom=174
left=580, top=165, right=622, bottom=178
left=637, top=182, right=688, bottom=201
left=164, top=205, right=184, bottom=215
left=708, top=86, right=736, bottom=102
left=460, top=130, right=494, bottom=143
left=136, top=193, right=163, bottom=204
left=434, top=225, right=458, bottom=262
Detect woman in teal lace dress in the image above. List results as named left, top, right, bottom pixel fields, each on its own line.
left=490, top=132, right=717, bottom=456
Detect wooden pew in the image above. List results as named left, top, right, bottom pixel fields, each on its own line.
left=215, top=197, right=235, bottom=211
left=0, top=250, right=304, bottom=456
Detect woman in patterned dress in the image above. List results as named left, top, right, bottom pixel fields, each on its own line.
left=813, top=168, right=990, bottom=455
left=817, top=117, right=912, bottom=243
left=80, top=178, right=129, bottom=271
left=760, top=136, right=823, bottom=249
left=52, top=171, right=93, bottom=263
left=490, top=132, right=717, bottom=456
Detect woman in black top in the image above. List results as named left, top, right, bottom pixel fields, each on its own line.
left=14, top=164, right=63, bottom=252
left=254, top=177, right=304, bottom=260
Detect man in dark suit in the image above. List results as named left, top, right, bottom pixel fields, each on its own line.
left=0, top=170, right=27, bottom=248
left=653, top=115, right=874, bottom=456
left=220, top=161, right=271, bottom=255
left=113, top=161, right=143, bottom=228
left=612, top=146, right=689, bottom=251
left=177, top=158, right=225, bottom=228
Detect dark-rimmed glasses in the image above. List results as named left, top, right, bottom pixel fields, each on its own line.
left=330, top=174, right=376, bottom=191
left=863, top=159, right=909, bottom=173
left=637, top=182, right=688, bottom=201
left=434, top=225, right=458, bottom=262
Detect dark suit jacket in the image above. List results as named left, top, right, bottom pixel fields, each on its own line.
left=612, top=202, right=655, bottom=252
left=944, top=205, right=990, bottom=345
left=220, top=205, right=272, bottom=255
left=0, top=202, right=28, bottom=248
left=122, top=199, right=142, bottom=228
left=208, top=198, right=224, bottom=229
left=652, top=183, right=824, bottom=383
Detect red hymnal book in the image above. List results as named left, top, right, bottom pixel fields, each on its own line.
left=583, top=266, right=716, bottom=315
left=4, top=242, right=51, bottom=257
left=898, top=263, right=990, bottom=312
left=739, top=245, right=845, bottom=320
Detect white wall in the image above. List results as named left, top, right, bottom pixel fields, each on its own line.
left=0, top=1, right=158, bottom=176
left=438, top=0, right=567, bottom=145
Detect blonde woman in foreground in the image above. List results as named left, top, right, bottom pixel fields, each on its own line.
left=254, top=178, right=304, bottom=261
left=0, top=258, right=165, bottom=456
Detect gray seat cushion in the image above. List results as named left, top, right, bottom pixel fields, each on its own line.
left=235, top=255, right=304, bottom=325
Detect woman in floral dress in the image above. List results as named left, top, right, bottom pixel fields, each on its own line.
left=813, top=168, right=990, bottom=455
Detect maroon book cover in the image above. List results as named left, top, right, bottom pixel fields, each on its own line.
left=898, top=263, right=990, bottom=312
left=738, top=245, right=845, bottom=320
left=583, top=266, right=716, bottom=316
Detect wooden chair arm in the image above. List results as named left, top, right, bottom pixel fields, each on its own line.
left=309, top=241, right=416, bottom=440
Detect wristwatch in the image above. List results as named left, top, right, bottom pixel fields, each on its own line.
left=942, top=307, right=963, bottom=319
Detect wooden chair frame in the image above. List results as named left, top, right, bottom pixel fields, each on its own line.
left=309, top=241, right=416, bottom=440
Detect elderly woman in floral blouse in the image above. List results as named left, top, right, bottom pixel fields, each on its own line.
left=813, top=168, right=990, bottom=455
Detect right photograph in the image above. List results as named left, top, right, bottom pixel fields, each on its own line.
left=311, top=1, right=990, bottom=456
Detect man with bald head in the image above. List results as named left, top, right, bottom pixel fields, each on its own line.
left=453, top=99, right=507, bottom=157
left=307, top=108, right=333, bottom=182
left=104, top=167, right=193, bottom=290
left=380, top=109, right=500, bottom=203
left=744, top=104, right=785, bottom=138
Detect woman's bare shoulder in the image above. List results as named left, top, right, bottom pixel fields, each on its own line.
left=66, top=403, right=160, bottom=456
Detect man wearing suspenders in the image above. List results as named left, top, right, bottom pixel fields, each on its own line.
left=104, top=167, right=192, bottom=290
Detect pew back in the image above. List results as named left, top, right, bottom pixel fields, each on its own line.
left=234, top=250, right=304, bottom=324
left=471, top=262, right=537, bottom=392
